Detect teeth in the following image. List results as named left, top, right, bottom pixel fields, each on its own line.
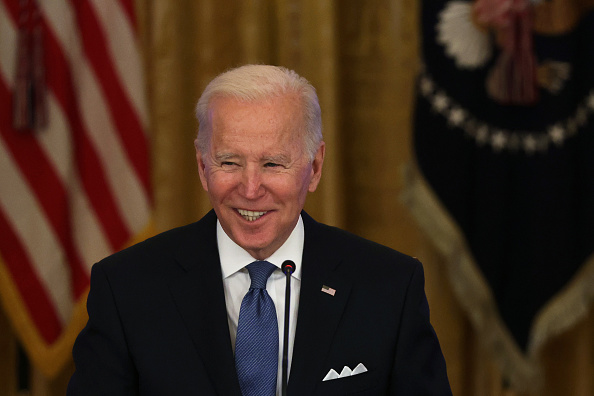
left=238, top=209, right=267, bottom=221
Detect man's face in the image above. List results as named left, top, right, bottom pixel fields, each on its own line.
left=196, top=94, right=324, bottom=260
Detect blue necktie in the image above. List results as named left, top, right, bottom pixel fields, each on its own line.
left=235, top=261, right=278, bottom=396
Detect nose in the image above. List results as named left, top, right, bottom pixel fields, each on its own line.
left=239, top=166, right=265, bottom=199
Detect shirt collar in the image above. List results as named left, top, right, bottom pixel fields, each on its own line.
left=217, top=215, right=304, bottom=280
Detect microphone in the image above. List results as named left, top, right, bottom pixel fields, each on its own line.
left=281, top=260, right=296, bottom=396
left=281, top=260, right=295, bottom=276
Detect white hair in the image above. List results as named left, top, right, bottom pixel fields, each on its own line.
left=195, top=64, right=322, bottom=160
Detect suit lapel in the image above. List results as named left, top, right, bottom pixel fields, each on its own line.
left=168, top=211, right=242, bottom=396
left=166, top=211, right=349, bottom=394
left=288, top=213, right=352, bottom=395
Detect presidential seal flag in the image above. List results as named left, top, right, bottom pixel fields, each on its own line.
left=402, top=0, right=594, bottom=391
left=0, top=0, right=153, bottom=378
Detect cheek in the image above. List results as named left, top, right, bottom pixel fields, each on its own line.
left=206, top=173, right=237, bottom=197
left=277, top=176, right=310, bottom=202
left=297, top=170, right=314, bottom=194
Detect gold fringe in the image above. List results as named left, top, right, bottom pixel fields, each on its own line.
left=529, top=252, right=594, bottom=357
left=400, top=162, right=543, bottom=391
left=0, top=219, right=157, bottom=379
left=0, top=259, right=88, bottom=379
left=402, top=160, right=594, bottom=391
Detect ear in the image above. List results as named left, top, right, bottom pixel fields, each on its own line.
left=195, top=139, right=209, bottom=192
left=308, top=141, right=325, bottom=193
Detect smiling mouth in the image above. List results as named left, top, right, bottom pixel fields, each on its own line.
left=237, top=209, right=268, bottom=221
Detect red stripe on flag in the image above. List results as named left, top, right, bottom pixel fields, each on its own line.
left=0, top=80, right=90, bottom=299
left=70, top=0, right=151, bottom=198
left=0, top=205, right=63, bottom=344
left=40, top=18, right=132, bottom=252
left=118, top=0, right=138, bottom=33
left=1, top=0, right=151, bottom=369
left=3, top=1, right=138, bottom=252
left=2, top=0, right=16, bottom=19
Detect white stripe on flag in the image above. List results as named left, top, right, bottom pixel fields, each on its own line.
left=42, top=0, right=150, bottom=234
left=71, top=176, right=114, bottom=272
left=0, top=138, right=72, bottom=325
left=1, top=1, right=119, bottom=272
left=39, top=0, right=81, bottom=69
left=89, top=0, right=149, bottom=129
left=75, top=61, right=151, bottom=233
left=0, top=0, right=151, bottom=370
left=0, top=1, right=16, bottom=81
left=40, top=95, right=113, bottom=271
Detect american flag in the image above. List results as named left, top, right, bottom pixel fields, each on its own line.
left=321, top=285, right=336, bottom=296
left=0, top=0, right=152, bottom=378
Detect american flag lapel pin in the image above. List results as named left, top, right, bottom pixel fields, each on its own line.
left=321, top=285, right=336, bottom=296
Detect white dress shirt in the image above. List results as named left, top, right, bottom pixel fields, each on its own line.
left=217, top=216, right=303, bottom=394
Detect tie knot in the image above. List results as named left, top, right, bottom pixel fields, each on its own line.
left=246, top=260, right=276, bottom=289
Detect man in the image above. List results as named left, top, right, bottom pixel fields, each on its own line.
left=68, top=65, right=452, bottom=395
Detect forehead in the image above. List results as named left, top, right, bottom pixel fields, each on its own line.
left=209, top=95, right=305, bottom=151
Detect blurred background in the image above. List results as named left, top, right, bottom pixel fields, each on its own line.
left=0, top=0, right=593, bottom=395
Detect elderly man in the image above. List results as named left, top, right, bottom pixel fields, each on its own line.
left=68, top=65, right=452, bottom=395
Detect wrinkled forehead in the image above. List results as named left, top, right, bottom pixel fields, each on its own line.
left=208, top=91, right=303, bottom=114
left=209, top=94, right=307, bottom=139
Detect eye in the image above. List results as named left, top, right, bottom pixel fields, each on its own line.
left=264, top=162, right=280, bottom=168
left=221, top=161, right=238, bottom=167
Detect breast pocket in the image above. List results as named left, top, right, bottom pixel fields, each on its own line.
left=315, top=371, right=381, bottom=395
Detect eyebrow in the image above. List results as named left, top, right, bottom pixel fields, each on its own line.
left=214, top=152, right=292, bottom=164
left=213, top=152, right=239, bottom=162
left=262, top=154, right=291, bottom=164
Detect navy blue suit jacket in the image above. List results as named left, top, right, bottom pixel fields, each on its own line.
left=68, top=211, right=452, bottom=395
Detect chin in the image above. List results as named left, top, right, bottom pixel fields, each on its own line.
left=238, top=239, right=273, bottom=254
left=244, top=237, right=283, bottom=259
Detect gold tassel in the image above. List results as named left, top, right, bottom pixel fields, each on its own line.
left=12, top=0, right=46, bottom=131
left=475, top=0, right=539, bottom=105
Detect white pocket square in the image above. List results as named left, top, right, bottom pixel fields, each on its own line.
left=322, top=363, right=368, bottom=381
